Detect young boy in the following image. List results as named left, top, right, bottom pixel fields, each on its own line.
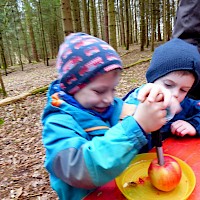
left=41, top=33, right=178, bottom=200
left=125, top=38, right=200, bottom=141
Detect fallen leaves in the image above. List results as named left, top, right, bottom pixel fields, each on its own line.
left=0, top=95, right=58, bottom=199
left=10, top=187, right=23, bottom=199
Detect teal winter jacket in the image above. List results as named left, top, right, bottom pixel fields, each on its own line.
left=41, top=80, right=148, bottom=200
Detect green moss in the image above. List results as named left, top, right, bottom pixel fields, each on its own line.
left=0, top=118, right=4, bottom=125
left=131, top=79, right=137, bottom=83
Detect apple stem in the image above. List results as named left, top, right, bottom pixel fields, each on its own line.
left=156, top=147, right=165, bottom=166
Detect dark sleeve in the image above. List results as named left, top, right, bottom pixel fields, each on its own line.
left=172, top=0, right=200, bottom=52
left=184, top=99, right=200, bottom=137
left=172, top=0, right=200, bottom=99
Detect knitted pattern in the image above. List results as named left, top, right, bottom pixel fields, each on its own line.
left=146, top=38, right=200, bottom=86
left=56, top=32, right=122, bottom=94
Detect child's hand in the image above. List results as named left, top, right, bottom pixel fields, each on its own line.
left=134, top=100, right=167, bottom=133
left=171, top=120, right=197, bottom=137
left=137, top=83, right=181, bottom=116
left=137, top=83, right=171, bottom=107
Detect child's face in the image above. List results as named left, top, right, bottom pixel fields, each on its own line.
left=74, top=70, right=121, bottom=113
left=154, top=72, right=195, bottom=103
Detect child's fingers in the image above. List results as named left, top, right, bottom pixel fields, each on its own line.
left=145, top=86, right=166, bottom=103
left=155, top=93, right=164, bottom=102
left=137, top=83, right=157, bottom=102
left=134, top=100, right=168, bottom=133
left=150, top=87, right=172, bottom=107
left=138, top=84, right=171, bottom=107
left=137, top=84, right=181, bottom=116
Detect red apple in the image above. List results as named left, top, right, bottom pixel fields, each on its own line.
left=148, top=156, right=182, bottom=192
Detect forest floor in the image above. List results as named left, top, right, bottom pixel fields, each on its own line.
left=0, top=43, right=156, bottom=200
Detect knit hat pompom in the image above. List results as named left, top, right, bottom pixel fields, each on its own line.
left=56, top=32, right=122, bottom=94
left=146, top=38, right=200, bottom=86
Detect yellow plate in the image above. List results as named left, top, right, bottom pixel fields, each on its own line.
left=115, top=153, right=196, bottom=200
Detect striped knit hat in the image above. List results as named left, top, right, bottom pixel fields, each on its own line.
left=56, top=32, right=122, bottom=94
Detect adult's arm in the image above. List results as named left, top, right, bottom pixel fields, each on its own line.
left=172, top=0, right=200, bottom=52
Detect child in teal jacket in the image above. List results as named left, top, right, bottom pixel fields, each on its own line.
left=41, top=33, right=179, bottom=200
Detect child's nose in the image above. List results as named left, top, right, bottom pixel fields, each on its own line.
left=172, top=89, right=179, bottom=98
left=103, top=92, right=113, bottom=104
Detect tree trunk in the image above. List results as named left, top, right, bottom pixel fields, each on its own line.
left=12, top=9, right=24, bottom=71
left=166, top=0, right=171, bottom=40
left=0, top=31, right=8, bottom=76
left=103, top=0, right=109, bottom=43
left=71, top=0, right=82, bottom=32
left=140, top=0, right=145, bottom=51
left=125, top=0, right=129, bottom=50
left=98, top=0, right=103, bottom=38
left=37, top=0, right=49, bottom=66
left=82, top=0, right=90, bottom=34
left=108, top=0, right=117, bottom=50
left=145, top=0, right=149, bottom=48
left=129, top=0, right=133, bottom=44
left=120, top=0, right=125, bottom=46
left=0, top=71, right=7, bottom=97
left=14, top=1, right=31, bottom=64
left=171, top=0, right=176, bottom=26
left=49, top=6, right=60, bottom=58
left=4, top=33, right=13, bottom=67
left=134, top=0, right=138, bottom=43
left=60, top=0, right=73, bottom=36
left=156, top=0, right=162, bottom=41
left=23, top=0, right=40, bottom=62
left=151, top=0, right=156, bottom=51
left=163, top=0, right=167, bottom=42
left=90, top=0, right=98, bottom=37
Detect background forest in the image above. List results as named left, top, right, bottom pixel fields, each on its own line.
left=0, top=0, right=179, bottom=97
left=0, top=0, right=180, bottom=199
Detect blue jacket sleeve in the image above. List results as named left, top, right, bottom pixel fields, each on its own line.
left=183, top=98, right=200, bottom=136
left=123, top=85, right=144, bottom=105
left=160, top=98, right=200, bottom=137
left=42, top=113, right=148, bottom=189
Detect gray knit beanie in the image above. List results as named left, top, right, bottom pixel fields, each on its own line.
left=146, top=38, right=200, bottom=86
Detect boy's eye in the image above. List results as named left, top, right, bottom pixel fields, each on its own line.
left=93, top=90, right=104, bottom=94
left=180, top=89, right=188, bottom=93
left=93, top=88, right=116, bottom=94
left=164, top=83, right=172, bottom=88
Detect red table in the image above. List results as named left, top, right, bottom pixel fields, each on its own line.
left=83, top=137, right=200, bottom=200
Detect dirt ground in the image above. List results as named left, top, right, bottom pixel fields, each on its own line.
left=0, top=44, right=153, bottom=200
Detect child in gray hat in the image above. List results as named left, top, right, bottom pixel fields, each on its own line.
left=125, top=38, right=200, bottom=140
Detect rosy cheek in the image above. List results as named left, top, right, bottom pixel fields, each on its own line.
left=178, top=95, right=185, bottom=103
